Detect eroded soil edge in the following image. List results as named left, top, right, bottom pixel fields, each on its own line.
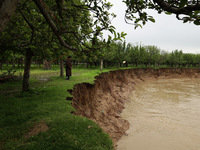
left=71, top=68, right=200, bottom=146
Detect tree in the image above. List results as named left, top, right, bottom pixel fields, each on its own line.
left=1, top=0, right=125, bottom=51
left=195, top=54, right=200, bottom=68
left=100, top=42, right=118, bottom=67
left=145, top=45, right=160, bottom=67
left=183, top=53, right=195, bottom=67
left=158, top=50, right=169, bottom=66
left=32, top=0, right=121, bottom=51
left=128, top=44, right=140, bottom=67
left=0, top=0, right=19, bottom=32
left=124, top=0, right=200, bottom=28
left=168, top=50, right=183, bottom=67
left=113, top=41, right=127, bottom=67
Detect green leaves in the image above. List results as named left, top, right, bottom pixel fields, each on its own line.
left=123, top=0, right=200, bottom=27
left=108, top=28, right=115, bottom=34
left=194, top=19, right=200, bottom=25
left=179, top=0, right=188, bottom=8
left=120, top=32, right=127, bottom=39
left=112, top=31, right=127, bottom=41
left=148, top=16, right=155, bottom=23
left=165, top=12, right=172, bottom=15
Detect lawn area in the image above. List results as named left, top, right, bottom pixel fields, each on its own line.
left=0, top=67, right=115, bottom=150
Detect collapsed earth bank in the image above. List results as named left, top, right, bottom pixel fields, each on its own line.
left=70, top=68, right=200, bottom=146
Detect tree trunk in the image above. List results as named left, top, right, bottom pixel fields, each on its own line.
left=100, top=59, right=103, bottom=71
left=22, top=48, right=33, bottom=92
left=60, top=59, right=64, bottom=76
left=17, top=59, right=20, bottom=68
left=43, top=60, right=51, bottom=70
left=0, top=0, right=19, bottom=33
left=126, top=62, right=128, bottom=67
left=0, top=61, right=2, bottom=70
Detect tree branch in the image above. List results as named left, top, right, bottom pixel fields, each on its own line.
left=33, top=0, right=78, bottom=51
left=19, top=10, right=35, bottom=47
left=153, top=0, right=200, bottom=15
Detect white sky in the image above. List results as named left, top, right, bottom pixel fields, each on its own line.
left=104, top=0, right=200, bottom=54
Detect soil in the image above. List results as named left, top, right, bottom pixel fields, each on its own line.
left=24, top=120, right=49, bottom=139
left=71, top=68, right=200, bottom=147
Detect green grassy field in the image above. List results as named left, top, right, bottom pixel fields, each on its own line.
left=0, top=67, right=117, bottom=150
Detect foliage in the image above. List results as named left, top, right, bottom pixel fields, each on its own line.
left=71, top=41, right=200, bottom=68
left=0, top=68, right=20, bottom=83
left=123, top=0, right=200, bottom=28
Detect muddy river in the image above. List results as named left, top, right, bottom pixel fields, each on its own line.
left=117, top=78, right=200, bottom=150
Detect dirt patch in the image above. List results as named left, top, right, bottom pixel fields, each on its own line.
left=0, top=89, right=20, bottom=95
left=24, top=120, right=49, bottom=139
left=71, top=68, right=200, bottom=147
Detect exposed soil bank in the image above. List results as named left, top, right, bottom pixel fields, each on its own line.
left=71, top=68, right=200, bottom=146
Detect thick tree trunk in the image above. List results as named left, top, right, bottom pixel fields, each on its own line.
left=0, top=0, right=18, bottom=33
left=60, top=59, right=64, bottom=76
left=22, top=48, right=32, bottom=92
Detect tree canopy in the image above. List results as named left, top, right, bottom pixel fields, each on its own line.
left=1, top=0, right=200, bottom=32
left=124, top=0, right=200, bottom=28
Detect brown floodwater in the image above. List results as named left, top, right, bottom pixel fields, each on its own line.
left=117, top=78, right=200, bottom=150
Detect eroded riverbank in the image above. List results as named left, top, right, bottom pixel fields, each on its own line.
left=71, top=68, right=200, bottom=147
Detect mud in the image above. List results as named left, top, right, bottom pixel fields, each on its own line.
left=71, top=68, right=200, bottom=146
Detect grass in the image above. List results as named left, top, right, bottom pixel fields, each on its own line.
left=0, top=66, right=116, bottom=150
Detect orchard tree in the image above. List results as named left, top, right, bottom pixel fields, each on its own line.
left=145, top=45, right=160, bottom=67
left=183, top=53, right=195, bottom=67
left=113, top=41, right=127, bottom=67
left=158, top=50, right=169, bottom=66
left=195, top=54, right=200, bottom=67
left=168, top=50, right=183, bottom=67
left=128, top=44, right=140, bottom=67
left=100, top=42, right=119, bottom=67
left=0, top=0, right=60, bottom=91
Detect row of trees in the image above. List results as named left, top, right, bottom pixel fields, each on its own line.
left=1, top=41, right=199, bottom=70
left=72, top=42, right=200, bottom=68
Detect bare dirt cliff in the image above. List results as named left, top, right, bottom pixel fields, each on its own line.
left=71, top=68, right=200, bottom=146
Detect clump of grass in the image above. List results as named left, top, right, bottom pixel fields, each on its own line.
left=0, top=67, right=114, bottom=150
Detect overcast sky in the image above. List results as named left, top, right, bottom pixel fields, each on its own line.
left=104, top=0, right=200, bottom=54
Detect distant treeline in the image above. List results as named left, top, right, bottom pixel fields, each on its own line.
left=72, top=42, right=200, bottom=68
left=1, top=42, right=200, bottom=70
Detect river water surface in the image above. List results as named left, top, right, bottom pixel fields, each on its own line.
left=117, top=78, right=200, bottom=150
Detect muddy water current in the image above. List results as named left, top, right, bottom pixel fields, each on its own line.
left=117, top=78, right=200, bottom=150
